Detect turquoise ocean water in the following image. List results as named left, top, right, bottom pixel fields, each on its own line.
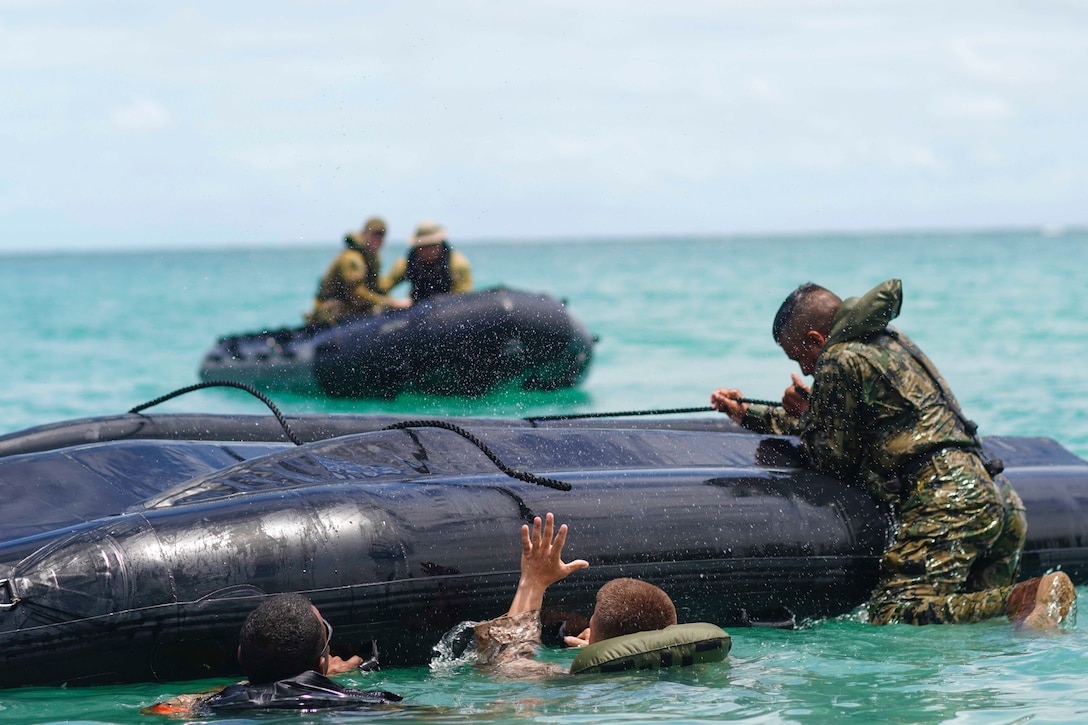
left=0, top=229, right=1086, bottom=723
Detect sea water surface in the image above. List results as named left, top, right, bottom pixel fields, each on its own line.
left=0, top=230, right=1086, bottom=724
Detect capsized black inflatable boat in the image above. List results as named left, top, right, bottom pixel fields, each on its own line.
left=199, top=287, right=595, bottom=398
left=0, top=411, right=1086, bottom=688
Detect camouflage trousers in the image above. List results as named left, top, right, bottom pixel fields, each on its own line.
left=868, top=448, right=1027, bottom=625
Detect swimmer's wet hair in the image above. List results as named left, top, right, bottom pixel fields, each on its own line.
left=238, top=593, right=325, bottom=685
left=592, top=578, right=677, bottom=642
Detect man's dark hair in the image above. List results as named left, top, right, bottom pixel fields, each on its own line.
left=592, top=578, right=677, bottom=642
left=772, top=283, right=841, bottom=343
left=237, top=593, right=325, bottom=685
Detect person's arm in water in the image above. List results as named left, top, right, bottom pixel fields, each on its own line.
left=473, top=513, right=588, bottom=672
left=325, top=654, right=366, bottom=675
left=509, top=513, right=595, bottom=648
left=506, top=513, right=589, bottom=617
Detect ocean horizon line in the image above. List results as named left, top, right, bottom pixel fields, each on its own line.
left=1, top=223, right=1083, bottom=259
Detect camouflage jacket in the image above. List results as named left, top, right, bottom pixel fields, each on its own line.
left=313, top=240, right=389, bottom=315
left=743, top=279, right=978, bottom=505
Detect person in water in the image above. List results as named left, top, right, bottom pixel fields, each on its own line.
left=307, top=216, right=410, bottom=326
left=710, top=279, right=1075, bottom=630
left=382, top=220, right=473, bottom=304
left=473, top=512, right=729, bottom=678
left=145, top=593, right=401, bottom=716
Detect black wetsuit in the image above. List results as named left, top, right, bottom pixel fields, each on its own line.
left=198, top=670, right=401, bottom=714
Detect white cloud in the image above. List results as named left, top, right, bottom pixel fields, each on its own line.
left=946, top=34, right=1058, bottom=85
left=0, top=0, right=1086, bottom=250
left=884, top=144, right=943, bottom=172
left=931, top=93, right=1014, bottom=120
left=746, top=76, right=786, bottom=104
left=110, top=100, right=172, bottom=132
left=232, top=144, right=306, bottom=174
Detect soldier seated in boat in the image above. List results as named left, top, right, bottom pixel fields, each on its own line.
left=307, top=216, right=410, bottom=327
left=473, top=513, right=730, bottom=678
left=145, top=593, right=400, bottom=716
left=710, top=278, right=1076, bottom=631
left=382, top=220, right=473, bottom=305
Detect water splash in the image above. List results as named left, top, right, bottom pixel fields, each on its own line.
left=429, top=620, right=479, bottom=675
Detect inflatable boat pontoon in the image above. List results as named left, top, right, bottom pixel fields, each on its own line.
left=0, top=410, right=1085, bottom=688
left=199, top=287, right=595, bottom=398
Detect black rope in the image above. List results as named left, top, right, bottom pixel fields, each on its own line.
left=525, top=398, right=782, bottom=423
left=739, top=398, right=785, bottom=408
left=128, top=381, right=304, bottom=446
left=123, top=385, right=790, bottom=488
left=383, top=420, right=572, bottom=492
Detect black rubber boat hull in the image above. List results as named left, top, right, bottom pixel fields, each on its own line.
left=0, top=414, right=1085, bottom=688
left=199, top=288, right=595, bottom=398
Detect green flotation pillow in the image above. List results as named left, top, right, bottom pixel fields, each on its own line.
left=569, top=622, right=731, bottom=675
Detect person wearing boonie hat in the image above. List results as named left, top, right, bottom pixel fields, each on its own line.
left=306, top=216, right=410, bottom=326
left=381, top=220, right=473, bottom=305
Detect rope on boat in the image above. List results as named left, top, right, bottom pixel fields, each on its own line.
left=127, top=384, right=570, bottom=489
left=525, top=398, right=783, bottom=423
left=383, top=420, right=573, bottom=492
left=128, top=381, right=305, bottom=446
left=126, top=385, right=791, bottom=491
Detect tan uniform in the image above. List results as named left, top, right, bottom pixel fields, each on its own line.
left=307, top=241, right=391, bottom=326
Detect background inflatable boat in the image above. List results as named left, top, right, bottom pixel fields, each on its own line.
left=0, top=411, right=1085, bottom=688
left=199, top=287, right=595, bottom=398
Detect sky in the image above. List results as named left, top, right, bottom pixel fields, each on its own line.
left=2, top=0, right=1086, bottom=252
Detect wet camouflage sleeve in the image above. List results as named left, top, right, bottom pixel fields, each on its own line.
left=473, top=610, right=567, bottom=678
left=742, top=404, right=803, bottom=436
left=380, top=257, right=407, bottom=293
left=474, top=609, right=541, bottom=664
left=799, top=347, right=874, bottom=487
left=312, top=250, right=389, bottom=323
left=338, top=253, right=389, bottom=310
left=800, top=333, right=976, bottom=501
left=450, top=252, right=473, bottom=294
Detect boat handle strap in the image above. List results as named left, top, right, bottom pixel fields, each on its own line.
left=0, top=578, right=20, bottom=611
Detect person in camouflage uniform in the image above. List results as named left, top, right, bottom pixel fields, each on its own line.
left=307, top=216, right=409, bottom=326
left=473, top=512, right=683, bottom=679
left=711, top=279, right=1074, bottom=629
